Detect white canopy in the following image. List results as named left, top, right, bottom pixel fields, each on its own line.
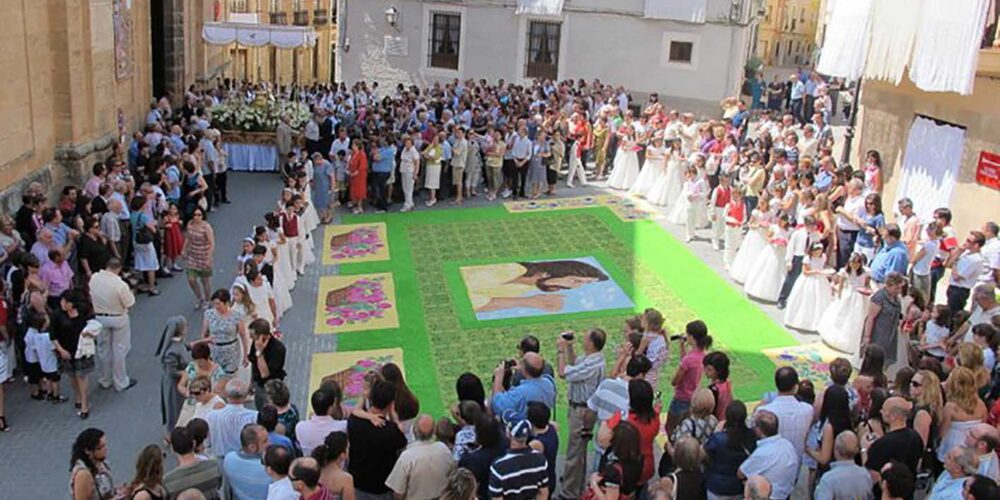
left=201, top=22, right=318, bottom=49
left=515, top=0, right=564, bottom=16
left=644, top=0, right=707, bottom=23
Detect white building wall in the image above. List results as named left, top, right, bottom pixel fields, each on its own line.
left=337, top=0, right=750, bottom=113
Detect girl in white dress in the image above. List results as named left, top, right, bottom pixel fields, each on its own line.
left=256, top=224, right=293, bottom=314
left=818, top=252, right=872, bottom=355
left=784, top=244, right=834, bottom=332
left=296, top=177, right=320, bottom=234
left=730, top=190, right=773, bottom=283
left=744, top=214, right=791, bottom=303
left=628, top=137, right=662, bottom=197
left=607, top=128, right=640, bottom=190
left=647, top=140, right=685, bottom=207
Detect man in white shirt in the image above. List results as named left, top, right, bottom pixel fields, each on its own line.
left=510, top=126, right=533, bottom=199
left=979, top=221, right=1000, bottom=286
left=264, top=444, right=298, bottom=500
left=835, top=179, right=866, bottom=269
left=295, top=388, right=347, bottom=456
left=952, top=284, right=1000, bottom=344
left=756, top=367, right=813, bottom=463
left=89, top=258, right=136, bottom=391
left=946, top=231, right=986, bottom=315
left=206, top=380, right=259, bottom=459
left=328, top=128, right=351, bottom=162
left=451, top=128, right=469, bottom=204
left=739, top=410, right=799, bottom=500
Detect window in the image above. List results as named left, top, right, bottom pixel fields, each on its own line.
left=428, top=12, right=461, bottom=70
left=525, top=20, right=561, bottom=80
left=230, top=0, right=248, bottom=13
left=668, top=41, right=694, bottom=63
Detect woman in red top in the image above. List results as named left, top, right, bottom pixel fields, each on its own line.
left=348, top=139, right=368, bottom=214
left=599, top=379, right=660, bottom=486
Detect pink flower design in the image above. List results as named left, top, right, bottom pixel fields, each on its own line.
left=330, top=227, right=386, bottom=260
left=325, top=277, right=393, bottom=328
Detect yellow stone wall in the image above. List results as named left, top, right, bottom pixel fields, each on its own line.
left=757, top=0, right=820, bottom=66
left=0, top=0, right=229, bottom=200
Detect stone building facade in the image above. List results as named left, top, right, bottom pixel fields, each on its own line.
left=0, top=0, right=226, bottom=209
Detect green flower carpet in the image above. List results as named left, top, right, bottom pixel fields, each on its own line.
left=313, top=202, right=802, bottom=430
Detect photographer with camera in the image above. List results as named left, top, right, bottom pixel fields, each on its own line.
left=491, top=352, right=556, bottom=425
left=554, top=328, right=607, bottom=500
left=510, top=335, right=555, bottom=387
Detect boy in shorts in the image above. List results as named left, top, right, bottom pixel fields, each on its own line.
left=24, top=312, right=66, bottom=403
left=333, top=149, right=348, bottom=206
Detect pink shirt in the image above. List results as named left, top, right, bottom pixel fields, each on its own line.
left=39, top=261, right=74, bottom=298
left=674, top=349, right=706, bottom=402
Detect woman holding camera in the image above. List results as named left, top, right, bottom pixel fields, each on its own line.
left=666, top=321, right=712, bottom=433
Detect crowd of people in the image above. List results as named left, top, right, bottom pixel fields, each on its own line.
left=0, top=74, right=999, bottom=500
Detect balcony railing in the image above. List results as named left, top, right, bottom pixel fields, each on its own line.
left=293, top=10, right=309, bottom=26
left=269, top=12, right=287, bottom=25
left=314, top=8, right=328, bottom=25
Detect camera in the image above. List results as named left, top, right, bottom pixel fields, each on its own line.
left=669, top=334, right=685, bottom=341
left=561, top=331, right=575, bottom=341
left=503, top=358, right=518, bottom=370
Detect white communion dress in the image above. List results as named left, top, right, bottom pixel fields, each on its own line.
left=818, top=269, right=871, bottom=355
left=729, top=210, right=770, bottom=283
left=646, top=152, right=685, bottom=207
left=607, top=140, right=640, bottom=190
left=628, top=147, right=662, bottom=197
left=744, top=225, right=788, bottom=303
left=783, top=255, right=834, bottom=332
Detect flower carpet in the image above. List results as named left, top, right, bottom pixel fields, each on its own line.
left=307, top=204, right=801, bottom=425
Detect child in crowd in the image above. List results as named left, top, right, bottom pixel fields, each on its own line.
left=333, top=149, right=348, bottom=206
left=702, top=352, right=732, bottom=421
left=910, top=222, right=941, bottom=299
left=24, top=313, right=65, bottom=403
left=972, top=324, right=998, bottom=372
left=920, top=305, right=952, bottom=363
left=451, top=400, right=481, bottom=461
left=527, top=402, right=558, bottom=491
left=162, top=203, right=184, bottom=272
left=679, top=166, right=709, bottom=243
left=722, top=188, right=746, bottom=271
left=637, top=308, right=669, bottom=390
left=744, top=214, right=791, bottom=303
left=784, top=242, right=833, bottom=332
left=708, top=173, right=734, bottom=250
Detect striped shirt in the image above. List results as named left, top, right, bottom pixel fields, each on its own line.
left=587, top=377, right=630, bottom=421
left=205, top=405, right=258, bottom=458
left=564, top=352, right=605, bottom=404
left=489, top=448, right=549, bottom=499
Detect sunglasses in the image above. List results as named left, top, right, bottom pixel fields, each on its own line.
left=190, top=391, right=204, bottom=396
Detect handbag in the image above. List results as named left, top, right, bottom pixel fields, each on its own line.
left=136, top=225, right=154, bottom=245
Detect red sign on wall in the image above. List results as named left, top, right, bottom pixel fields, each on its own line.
left=978, top=151, right=1000, bottom=191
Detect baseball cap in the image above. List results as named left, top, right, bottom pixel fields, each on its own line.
left=509, top=419, right=533, bottom=441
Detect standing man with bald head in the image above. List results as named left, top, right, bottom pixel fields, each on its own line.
left=863, top=397, right=924, bottom=497
left=814, top=431, right=873, bottom=500
left=385, top=414, right=455, bottom=499
left=492, top=351, right=557, bottom=423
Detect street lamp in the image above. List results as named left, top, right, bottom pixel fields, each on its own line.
left=385, top=6, right=399, bottom=29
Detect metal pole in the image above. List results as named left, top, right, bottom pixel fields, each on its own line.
left=840, top=77, right=863, bottom=166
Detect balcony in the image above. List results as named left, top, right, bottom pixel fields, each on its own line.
left=313, top=8, right=328, bottom=25
left=293, top=10, right=309, bottom=26
left=269, top=12, right=287, bottom=25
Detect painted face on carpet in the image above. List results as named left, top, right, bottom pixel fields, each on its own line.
left=460, top=256, right=634, bottom=320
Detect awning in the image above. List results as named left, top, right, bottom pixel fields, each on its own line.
left=201, top=22, right=318, bottom=48
left=515, top=0, right=564, bottom=16
left=643, top=0, right=707, bottom=24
